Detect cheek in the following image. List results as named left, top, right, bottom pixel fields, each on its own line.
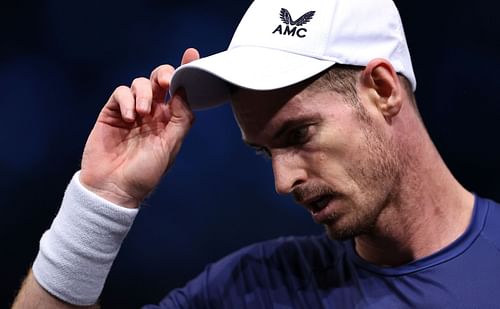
left=319, top=113, right=370, bottom=161
left=307, top=119, right=370, bottom=186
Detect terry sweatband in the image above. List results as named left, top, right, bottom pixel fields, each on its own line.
left=32, top=171, right=139, bottom=305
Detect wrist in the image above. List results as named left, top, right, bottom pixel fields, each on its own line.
left=32, top=171, right=139, bottom=305
left=79, top=171, right=141, bottom=209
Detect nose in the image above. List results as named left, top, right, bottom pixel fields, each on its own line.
left=272, top=151, right=307, bottom=195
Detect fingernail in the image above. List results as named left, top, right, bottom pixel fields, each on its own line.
left=139, top=99, right=149, bottom=111
left=126, top=109, right=134, bottom=119
left=160, top=71, right=172, bottom=82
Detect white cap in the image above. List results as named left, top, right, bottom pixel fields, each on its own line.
left=170, top=0, right=416, bottom=110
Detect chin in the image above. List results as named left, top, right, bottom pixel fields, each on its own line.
left=325, top=225, right=364, bottom=241
left=324, top=215, right=375, bottom=241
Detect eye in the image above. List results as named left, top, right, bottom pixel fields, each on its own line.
left=288, top=125, right=311, bottom=145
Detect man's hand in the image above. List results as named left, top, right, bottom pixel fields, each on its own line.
left=12, top=49, right=201, bottom=309
left=80, top=48, right=200, bottom=208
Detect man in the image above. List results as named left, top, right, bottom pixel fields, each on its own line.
left=13, top=0, right=500, bottom=308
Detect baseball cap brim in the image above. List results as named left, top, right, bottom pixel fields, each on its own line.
left=170, top=46, right=336, bottom=110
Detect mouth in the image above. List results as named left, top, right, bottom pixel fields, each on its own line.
left=295, top=192, right=343, bottom=224
left=308, top=194, right=335, bottom=215
left=293, top=188, right=342, bottom=224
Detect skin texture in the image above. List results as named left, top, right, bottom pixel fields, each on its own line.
left=232, top=74, right=402, bottom=241
left=231, top=59, right=474, bottom=266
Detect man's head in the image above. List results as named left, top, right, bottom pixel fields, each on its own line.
left=168, top=0, right=420, bottom=239
left=231, top=58, right=416, bottom=239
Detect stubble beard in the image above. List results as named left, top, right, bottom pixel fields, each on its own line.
left=325, top=120, right=402, bottom=241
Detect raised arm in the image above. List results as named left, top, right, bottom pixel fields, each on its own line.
left=12, top=48, right=200, bottom=308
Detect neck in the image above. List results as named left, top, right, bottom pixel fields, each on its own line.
left=354, top=106, right=474, bottom=267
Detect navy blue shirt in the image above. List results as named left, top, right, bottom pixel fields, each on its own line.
left=144, top=196, right=500, bottom=308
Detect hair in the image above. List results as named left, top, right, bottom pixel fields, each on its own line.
left=309, top=64, right=418, bottom=116
left=228, top=64, right=418, bottom=120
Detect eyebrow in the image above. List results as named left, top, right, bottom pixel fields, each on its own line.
left=243, top=113, right=322, bottom=148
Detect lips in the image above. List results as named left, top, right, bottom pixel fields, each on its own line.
left=308, top=194, right=334, bottom=214
left=293, top=186, right=341, bottom=223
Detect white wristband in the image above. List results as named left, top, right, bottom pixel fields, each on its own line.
left=32, top=171, right=139, bottom=305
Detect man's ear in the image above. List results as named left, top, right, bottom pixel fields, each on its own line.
left=360, top=59, right=403, bottom=119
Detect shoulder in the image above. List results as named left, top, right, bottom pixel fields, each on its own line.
left=464, top=195, right=500, bottom=259
left=204, top=233, right=346, bottom=305
left=478, top=196, right=500, bottom=251
left=222, top=233, right=340, bottom=262
left=150, top=233, right=347, bottom=308
left=208, top=233, right=344, bottom=279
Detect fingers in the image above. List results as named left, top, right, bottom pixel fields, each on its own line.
left=107, top=78, right=153, bottom=123
left=170, top=89, right=194, bottom=130
left=104, top=48, right=200, bottom=123
left=163, top=90, right=195, bottom=160
left=149, top=48, right=200, bottom=102
left=131, top=77, right=153, bottom=115
left=150, top=65, right=175, bottom=102
left=181, top=48, right=200, bottom=65
left=111, top=86, right=136, bottom=122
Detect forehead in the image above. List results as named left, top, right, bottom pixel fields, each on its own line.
left=231, top=84, right=304, bottom=125
left=230, top=82, right=344, bottom=141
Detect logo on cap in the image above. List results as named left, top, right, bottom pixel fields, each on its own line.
left=272, top=8, right=316, bottom=38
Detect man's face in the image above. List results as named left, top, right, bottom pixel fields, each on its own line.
left=231, top=81, right=403, bottom=240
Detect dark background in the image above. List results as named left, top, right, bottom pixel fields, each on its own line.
left=1, top=0, right=499, bottom=307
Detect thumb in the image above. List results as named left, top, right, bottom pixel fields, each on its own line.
left=181, top=48, right=200, bottom=65
left=163, top=89, right=195, bottom=155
